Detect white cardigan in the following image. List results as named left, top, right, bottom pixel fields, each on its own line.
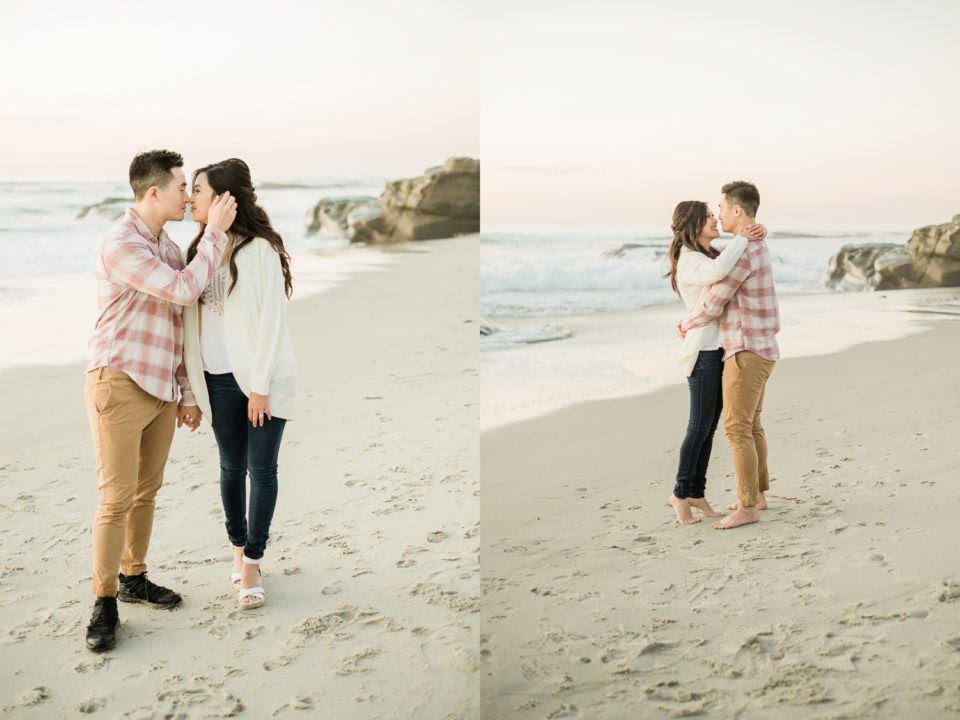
left=675, top=235, right=748, bottom=377
left=183, top=237, right=297, bottom=420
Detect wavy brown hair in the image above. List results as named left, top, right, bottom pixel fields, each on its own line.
left=664, top=200, right=717, bottom=296
left=188, top=158, right=293, bottom=299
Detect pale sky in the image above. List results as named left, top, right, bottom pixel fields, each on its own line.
left=482, top=0, right=960, bottom=230
left=0, top=0, right=478, bottom=181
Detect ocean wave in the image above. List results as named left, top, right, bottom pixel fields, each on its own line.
left=260, top=180, right=377, bottom=190
left=480, top=230, right=900, bottom=317
left=480, top=320, right=573, bottom=349
left=772, top=230, right=905, bottom=240
left=482, top=249, right=667, bottom=294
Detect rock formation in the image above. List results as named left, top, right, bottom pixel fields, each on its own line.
left=305, top=157, right=480, bottom=244
left=304, top=197, right=380, bottom=238
left=822, top=214, right=960, bottom=291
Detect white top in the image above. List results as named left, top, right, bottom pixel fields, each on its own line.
left=675, top=235, right=748, bottom=377
left=200, top=302, right=232, bottom=374
left=183, top=237, right=297, bottom=420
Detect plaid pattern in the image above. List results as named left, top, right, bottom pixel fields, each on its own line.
left=680, top=241, right=780, bottom=362
left=86, top=209, right=227, bottom=403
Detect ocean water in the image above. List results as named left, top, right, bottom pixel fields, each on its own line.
left=479, top=227, right=941, bottom=427
left=0, top=179, right=396, bottom=370
left=480, top=228, right=909, bottom=320
left=0, top=178, right=386, bottom=281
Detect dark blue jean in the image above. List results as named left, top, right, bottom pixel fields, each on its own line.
left=673, top=349, right=724, bottom=499
left=205, top=372, right=286, bottom=561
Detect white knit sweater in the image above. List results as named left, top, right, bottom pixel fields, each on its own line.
left=675, top=235, right=748, bottom=377
left=183, top=237, right=297, bottom=420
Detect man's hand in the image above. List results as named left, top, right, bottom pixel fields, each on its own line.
left=743, top=223, right=767, bottom=242
left=248, top=392, right=272, bottom=428
left=177, top=404, right=202, bottom=432
left=207, top=191, right=237, bottom=233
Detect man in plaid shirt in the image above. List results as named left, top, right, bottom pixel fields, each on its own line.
left=83, top=150, right=237, bottom=652
left=679, top=181, right=780, bottom=531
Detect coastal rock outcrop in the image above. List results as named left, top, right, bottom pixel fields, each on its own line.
left=303, top=196, right=380, bottom=238
left=822, top=214, right=960, bottom=291
left=305, top=157, right=480, bottom=244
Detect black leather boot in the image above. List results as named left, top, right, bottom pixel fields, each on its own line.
left=85, top=596, right=119, bottom=652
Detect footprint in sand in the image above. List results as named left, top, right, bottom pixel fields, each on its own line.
left=295, top=607, right=360, bottom=639
left=19, top=687, right=50, bottom=706
left=942, top=636, right=960, bottom=652
left=935, top=580, right=960, bottom=603
left=74, top=656, right=110, bottom=674
left=244, top=625, right=266, bottom=640
left=334, top=648, right=379, bottom=676
left=263, top=653, right=297, bottom=671
left=546, top=703, right=581, bottom=719
left=76, top=696, right=107, bottom=714
left=288, top=695, right=315, bottom=710
left=426, top=531, right=448, bottom=543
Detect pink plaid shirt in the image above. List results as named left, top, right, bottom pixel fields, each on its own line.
left=680, top=241, right=780, bottom=362
left=86, top=208, right=227, bottom=404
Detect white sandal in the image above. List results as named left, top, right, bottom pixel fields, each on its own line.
left=238, top=556, right=265, bottom=610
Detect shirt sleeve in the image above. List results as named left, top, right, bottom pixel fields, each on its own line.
left=102, top=226, right=227, bottom=306
left=176, top=361, right=197, bottom=406
left=681, top=250, right=753, bottom=332
left=676, top=235, right=748, bottom=285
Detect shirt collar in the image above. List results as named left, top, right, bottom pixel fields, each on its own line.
left=126, top=207, right=171, bottom=245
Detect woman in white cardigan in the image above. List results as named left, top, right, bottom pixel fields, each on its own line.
left=184, top=159, right=296, bottom=609
left=664, top=201, right=764, bottom=525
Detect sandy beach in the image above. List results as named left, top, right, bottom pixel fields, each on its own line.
left=0, top=236, right=479, bottom=719
left=481, top=295, right=960, bottom=719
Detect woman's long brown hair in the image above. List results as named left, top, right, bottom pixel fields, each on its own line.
left=189, top=158, right=293, bottom=299
left=664, top=200, right=717, bottom=295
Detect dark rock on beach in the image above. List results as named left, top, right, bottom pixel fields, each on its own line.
left=305, top=157, right=480, bottom=244
left=304, top=196, right=380, bottom=238
left=823, top=214, right=960, bottom=291
left=822, top=243, right=904, bottom=291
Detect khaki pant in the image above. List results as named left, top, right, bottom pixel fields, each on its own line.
left=722, top=351, right=776, bottom=508
left=85, top=368, right=177, bottom=597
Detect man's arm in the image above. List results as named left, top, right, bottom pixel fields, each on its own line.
left=102, top=226, right=227, bottom=306
left=176, top=362, right=201, bottom=431
left=103, top=192, right=236, bottom=306
left=679, top=235, right=748, bottom=285
left=681, top=251, right=753, bottom=332
left=176, top=361, right=196, bottom=407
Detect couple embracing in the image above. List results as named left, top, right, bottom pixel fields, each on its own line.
left=84, top=150, right=296, bottom=651
left=665, top=181, right=780, bottom=530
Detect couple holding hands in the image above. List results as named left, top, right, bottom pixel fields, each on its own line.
left=84, top=150, right=295, bottom=651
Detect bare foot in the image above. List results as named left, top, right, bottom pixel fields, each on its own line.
left=687, top=497, right=723, bottom=517
left=668, top=494, right=701, bottom=525
left=727, top=492, right=768, bottom=511
left=712, top=506, right=760, bottom=530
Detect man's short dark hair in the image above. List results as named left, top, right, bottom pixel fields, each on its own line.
left=721, top=180, right=760, bottom=218
left=129, top=150, right=183, bottom=200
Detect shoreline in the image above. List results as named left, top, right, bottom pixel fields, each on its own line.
left=480, top=315, right=960, bottom=719
left=481, top=287, right=960, bottom=430
left=0, top=243, right=419, bottom=373
left=0, top=236, right=480, bottom=719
